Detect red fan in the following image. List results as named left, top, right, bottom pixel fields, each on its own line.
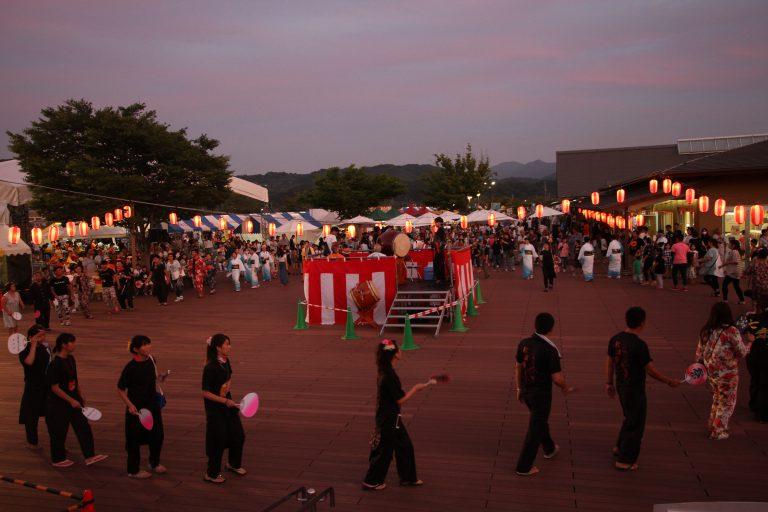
left=430, top=373, right=451, bottom=384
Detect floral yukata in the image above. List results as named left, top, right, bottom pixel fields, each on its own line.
left=695, top=325, right=749, bottom=438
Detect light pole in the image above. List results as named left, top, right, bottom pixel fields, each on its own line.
left=466, top=195, right=472, bottom=211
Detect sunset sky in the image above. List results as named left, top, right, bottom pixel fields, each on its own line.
left=2, top=1, right=767, bottom=173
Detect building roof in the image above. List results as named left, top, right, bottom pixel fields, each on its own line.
left=664, top=139, right=768, bottom=176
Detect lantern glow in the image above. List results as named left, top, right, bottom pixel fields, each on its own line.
left=635, top=214, right=645, bottom=227
left=600, top=212, right=607, bottom=223
left=347, top=225, right=356, bottom=238
left=168, top=212, right=178, bottom=225
left=114, top=208, right=124, bottom=222
left=535, top=204, right=544, bottom=218
left=193, top=215, right=202, bottom=228
left=268, top=223, right=276, bottom=237
left=31, top=227, right=43, bottom=245
left=561, top=199, right=570, bottom=214
left=616, top=189, right=626, bottom=204
left=714, top=198, right=726, bottom=217
left=322, top=225, right=331, bottom=237
left=7, top=226, right=20, bottom=244
left=48, top=225, right=59, bottom=243
left=685, top=188, right=695, bottom=205
left=698, top=196, right=710, bottom=213
left=91, top=216, right=101, bottom=230
left=517, top=206, right=526, bottom=219
left=78, top=221, right=89, bottom=237
left=123, top=205, right=133, bottom=218
left=591, top=192, right=600, bottom=205
left=649, top=179, right=658, bottom=194
left=734, top=205, right=746, bottom=225
left=460, top=215, right=468, bottom=229
left=750, top=205, right=765, bottom=226
left=607, top=215, right=615, bottom=229
left=66, top=221, right=77, bottom=238
left=105, top=212, right=114, bottom=227
left=243, top=219, right=254, bottom=234
left=219, top=217, right=228, bottom=231
left=296, top=222, right=304, bottom=237
left=662, top=178, right=672, bottom=194
left=671, top=182, right=682, bottom=197
left=487, top=213, right=496, bottom=227
left=405, top=220, right=413, bottom=233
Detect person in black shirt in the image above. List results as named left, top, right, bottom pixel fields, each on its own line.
left=362, top=339, right=436, bottom=490
left=117, top=335, right=167, bottom=478
left=46, top=333, right=108, bottom=467
left=540, top=242, right=556, bottom=292
left=49, top=266, right=71, bottom=326
left=18, top=324, right=51, bottom=449
left=202, top=333, right=246, bottom=483
left=741, top=304, right=768, bottom=422
left=29, top=271, right=51, bottom=330
left=116, top=261, right=135, bottom=311
left=99, top=261, right=120, bottom=314
left=515, top=313, right=574, bottom=476
left=605, top=307, right=679, bottom=471
left=433, top=217, right=446, bottom=286
left=151, top=256, right=169, bottom=306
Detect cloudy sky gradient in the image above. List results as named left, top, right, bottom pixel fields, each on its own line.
left=2, top=1, right=767, bottom=172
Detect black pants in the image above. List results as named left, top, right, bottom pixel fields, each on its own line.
left=154, top=283, right=169, bottom=304
left=543, top=272, right=554, bottom=289
left=747, top=342, right=768, bottom=422
left=722, top=276, right=744, bottom=301
left=35, top=302, right=50, bottom=329
left=46, top=402, right=95, bottom=463
left=19, top=387, right=46, bottom=445
left=671, top=264, right=688, bottom=287
left=205, top=411, right=245, bottom=478
left=616, top=386, right=647, bottom=464
left=516, top=390, right=555, bottom=472
left=126, top=410, right=164, bottom=474
left=434, top=253, right=445, bottom=283
left=118, top=289, right=134, bottom=309
left=704, top=275, right=720, bottom=294
left=364, top=417, right=418, bottom=485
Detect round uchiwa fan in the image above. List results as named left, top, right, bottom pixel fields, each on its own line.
left=430, top=374, right=451, bottom=384
left=138, top=408, right=154, bottom=430
left=7, top=333, right=28, bottom=355
left=683, top=363, right=707, bottom=386
left=239, top=392, right=260, bottom=418
left=81, top=407, right=102, bottom=421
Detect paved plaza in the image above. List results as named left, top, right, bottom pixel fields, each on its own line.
left=1, top=270, right=766, bottom=511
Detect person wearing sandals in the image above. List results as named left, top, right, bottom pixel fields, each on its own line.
left=117, top=335, right=167, bottom=479
left=605, top=307, right=680, bottom=471
left=18, top=324, right=51, bottom=450
left=514, top=313, right=574, bottom=477
left=362, top=339, right=433, bottom=490
left=202, top=334, right=246, bottom=484
left=695, top=302, right=751, bottom=440
left=46, top=333, right=108, bottom=467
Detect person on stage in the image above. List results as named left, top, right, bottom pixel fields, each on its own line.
left=46, top=333, right=108, bottom=467
left=432, top=217, right=446, bottom=286
left=515, top=313, right=574, bottom=476
left=18, top=324, right=51, bottom=450
left=202, top=334, right=246, bottom=484
left=363, top=339, right=433, bottom=490
left=577, top=237, right=596, bottom=282
left=605, top=307, right=679, bottom=471
left=519, top=238, right=538, bottom=280
left=606, top=235, right=623, bottom=279
left=117, top=335, right=167, bottom=479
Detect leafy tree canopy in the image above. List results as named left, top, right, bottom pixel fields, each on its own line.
left=423, top=144, right=495, bottom=212
left=7, top=99, right=232, bottom=229
left=301, top=165, right=405, bottom=220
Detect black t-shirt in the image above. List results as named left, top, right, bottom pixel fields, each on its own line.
left=375, top=368, right=405, bottom=428
left=99, top=268, right=116, bottom=287
left=151, top=263, right=167, bottom=283
left=50, top=276, right=70, bottom=296
left=608, top=332, right=652, bottom=388
left=29, top=282, right=51, bottom=304
left=47, top=355, right=80, bottom=403
left=202, top=359, right=232, bottom=417
left=117, top=358, right=157, bottom=410
left=19, top=343, right=51, bottom=389
left=516, top=335, right=562, bottom=393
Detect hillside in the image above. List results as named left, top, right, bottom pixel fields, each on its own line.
left=491, top=159, right=555, bottom=180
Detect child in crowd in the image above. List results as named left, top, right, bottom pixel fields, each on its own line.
left=633, top=251, right=644, bottom=284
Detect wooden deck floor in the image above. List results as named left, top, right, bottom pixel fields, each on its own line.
left=1, top=268, right=766, bottom=511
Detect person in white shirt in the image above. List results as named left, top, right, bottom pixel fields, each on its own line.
left=606, top=236, right=623, bottom=279
left=578, top=238, right=596, bottom=282
left=242, top=249, right=260, bottom=289
left=259, top=247, right=272, bottom=282
left=367, top=244, right=386, bottom=259
left=519, top=239, right=538, bottom=279
left=226, top=250, right=245, bottom=292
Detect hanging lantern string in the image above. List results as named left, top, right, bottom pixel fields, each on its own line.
left=0, top=178, right=252, bottom=216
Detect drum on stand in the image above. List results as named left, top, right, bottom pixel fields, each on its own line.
left=378, top=230, right=411, bottom=284
left=350, top=280, right=381, bottom=327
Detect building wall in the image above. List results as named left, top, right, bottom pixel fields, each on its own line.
left=556, top=145, right=694, bottom=198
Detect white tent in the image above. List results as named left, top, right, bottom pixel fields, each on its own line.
left=436, top=211, right=461, bottom=222
left=413, top=212, right=440, bottom=227
left=528, top=206, right=562, bottom=218
left=309, top=208, right=340, bottom=225
left=466, top=209, right=514, bottom=223
left=0, top=225, right=32, bottom=256
left=341, top=215, right=376, bottom=225
left=0, top=160, right=33, bottom=206
left=275, top=219, right=320, bottom=240
left=386, top=213, right=417, bottom=227
left=230, top=176, right=269, bottom=203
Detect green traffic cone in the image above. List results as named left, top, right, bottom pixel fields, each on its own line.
left=401, top=314, right=420, bottom=351
left=341, top=308, right=359, bottom=340
left=449, top=301, right=469, bottom=333
left=475, top=281, right=486, bottom=304
left=467, top=293, right=478, bottom=317
left=293, top=301, right=308, bottom=330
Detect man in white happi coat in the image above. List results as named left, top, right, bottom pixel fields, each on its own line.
left=578, top=237, right=596, bottom=282
left=606, top=236, right=623, bottom=278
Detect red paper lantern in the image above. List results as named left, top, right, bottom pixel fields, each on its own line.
left=105, top=212, right=114, bottom=227
left=750, top=205, right=765, bottom=226
left=31, top=227, right=43, bottom=245
left=535, top=204, right=544, bottom=218
left=714, top=198, right=726, bottom=217
left=243, top=219, right=254, bottom=234
left=114, top=208, right=124, bottom=222
left=662, top=178, right=672, bottom=194
left=685, top=188, right=696, bottom=205
left=91, top=216, right=101, bottom=230
left=322, top=224, right=331, bottom=237
left=219, top=216, right=228, bottom=231
left=561, top=199, right=571, bottom=214
left=616, top=189, right=626, bottom=204
left=734, top=205, right=746, bottom=225
left=65, top=221, right=76, bottom=238
left=649, top=179, right=658, bottom=194
left=347, top=225, right=356, bottom=238
left=296, top=222, right=304, bottom=237
left=671, top=182, right=682, bottom=197
left=168, top=212, right=178, bottom=225
left=8, top=226, right=20, bottom=244
left=78, top=221, right=89, bottom=237
left=698, top=196, right=710, bottom=213
left=635, top=214, right=645, bottom=227
left=607, top=215, right=615, bottom=228
left=459, top=215, right=468, bottom=229
left=487, top=213, right=496, bottom=227
left=404, top=220, right=413, bottom=233
left=591, top=192, right=600, bottom=205
left=268, top=223, right=276, bottom=237
left=517, top=206, right=526, bottom=219
left=616, top=216, right=625, bottom=229
left=600, top=212, right=607, bottom=223
left=193, top=215, right=202, bottom=228
left=48, top=225, right=59, bottom=243
left=123, top=205, right=133, bottom=219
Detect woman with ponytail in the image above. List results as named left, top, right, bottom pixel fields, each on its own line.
left=46, top=333, right=108, bottom=467
left=117, top=335, right=167, bottom=478
left=201, top=334, right=246, bottom=483
left=362, top=339, right=434, bottom=491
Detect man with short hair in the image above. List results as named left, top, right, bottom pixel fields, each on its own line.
left=49, top=266, right=72, bottom=326
left=515, top=313, right=574, bottom=476
left=606, top=307, right=679, bottom=471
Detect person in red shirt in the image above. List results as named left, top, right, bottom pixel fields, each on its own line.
left=670, top=235, right=691, bottom=291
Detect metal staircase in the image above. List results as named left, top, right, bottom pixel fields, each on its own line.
left=380, top=289, right=452, bottom=336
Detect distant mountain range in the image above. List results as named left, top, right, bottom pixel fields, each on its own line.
left=238, top=160, right=556, bottom=209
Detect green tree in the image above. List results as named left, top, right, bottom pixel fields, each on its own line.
left=7, top=99, right=232, bottom=256
left=301, top=165, right=404, bottom=220
left=423, top=144, right=494, bottom=212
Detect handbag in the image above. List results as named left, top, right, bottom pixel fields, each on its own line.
left=149, top=355, right=166, bottom=409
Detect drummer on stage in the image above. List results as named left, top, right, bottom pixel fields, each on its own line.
left=432, top=217, right=446, bottom=286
